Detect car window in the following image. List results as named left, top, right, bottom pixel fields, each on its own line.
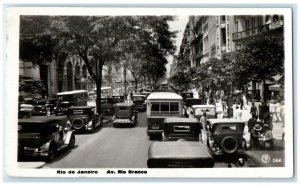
left=73, top=110, right=84, bottom=115
left=119, top=106, right=128, bottom=110
left=221, top=125, right=237, bottom=131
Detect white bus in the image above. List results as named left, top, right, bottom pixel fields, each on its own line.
left=146, top=92, right=183, bottom=140
left=54, top=90, right=88, bottom=115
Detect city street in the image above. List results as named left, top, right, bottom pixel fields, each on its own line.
left=44, top=111, right=149, bottom=168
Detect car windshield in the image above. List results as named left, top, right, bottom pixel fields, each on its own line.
left=194, top=108, right=212, bottom=115
left=133, top=97, right=144, bottom=101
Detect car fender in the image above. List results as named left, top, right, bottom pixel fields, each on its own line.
left=64, top=131, right=75, bottom=145
left=40, top=140, right=54, bottom=152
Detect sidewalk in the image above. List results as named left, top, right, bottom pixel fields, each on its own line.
left=237, top=104, right=285, bottom=142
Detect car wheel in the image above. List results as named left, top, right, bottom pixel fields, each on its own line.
left=68, top=134, right=75, bottom=148
left=46, top=143, right=57, bottom=162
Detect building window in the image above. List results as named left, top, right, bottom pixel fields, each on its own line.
left=234, top=21, right=238, bottom=33
left=221, top=16, right=226, bottom=22
left=203, top=24, right=208, bottom=34
left=221, top=28, right=226, bottom=46
left=245, top=19, right=250, bottom=36
left=257, top=16, right=263, bottom=33
left=203, top=36, right=209, bottom=53
left=251, top=17, right=256, bottom=34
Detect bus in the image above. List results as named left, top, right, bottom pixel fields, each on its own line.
left=54, top=90, right=88, bottom=115
left=94, top=87, right=112, bottom=98
left=146, top=92, right=183, bottom=140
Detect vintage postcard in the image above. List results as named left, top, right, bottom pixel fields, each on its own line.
left=5, top=7, right=293, bottom=178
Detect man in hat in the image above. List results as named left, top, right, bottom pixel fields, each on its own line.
left=250, top=124, right=262, bottom=150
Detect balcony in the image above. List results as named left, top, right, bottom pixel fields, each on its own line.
left=232, top=20, right=284, bottom=41
left=232, top=24, right=269, bottom=41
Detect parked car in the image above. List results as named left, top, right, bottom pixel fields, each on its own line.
left=203, top=118, right=247, bottom=157
left=191, top=105, right=217, bottom=121
left=54, top=101, right=70, bottom=116
left=112, top=95, right=125, bottom=103
left=142, top=91, right=151, bottom=99
left=100, top=97, right=115, bottom=115
left=18, top=116, right=75, bottom=162
left=147, top=117, right=214, bottom=168
left=67, top=106, right=102, bottom=132
left=185, top=98, right=202, bottom=108
left=132, top=95, right=146, bottom=111
left=112, top=103, right=138, bottom=127
left=32, top=98, right=57, bottom=116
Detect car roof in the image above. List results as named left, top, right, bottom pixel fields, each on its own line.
left=116, top=103, right=134, bottom=106
left=164, top=117, right=200, bottom=123
left=133, top=95, right=145, bottom=97
left=147, top=92, right=182, bottom=100
left=192, top=105, right=216, bottom=108
left=208, top=118, right=244, bottom=125
left=69, top=106, right=95, bottom=109
left=19, top=116, right=66, bottom=124
left=186, top=98, right=201, bottom=100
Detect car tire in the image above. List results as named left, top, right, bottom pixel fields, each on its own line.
left=68, top=134, right=75, bottom=148
left=46, top=143, right=57, bottom=162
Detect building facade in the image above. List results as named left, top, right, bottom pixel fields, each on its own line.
left=174, top=14, right=284, bottom=100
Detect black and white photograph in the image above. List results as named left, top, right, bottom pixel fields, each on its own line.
left=4, top=7, right=294, bottom=178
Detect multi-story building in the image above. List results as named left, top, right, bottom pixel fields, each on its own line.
left=175, top=14, right=284, bottom=100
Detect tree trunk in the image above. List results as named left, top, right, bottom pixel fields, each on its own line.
left=96, top=62, right=103, bottom=114
left=123, top=65, right=127, bottom=93
left=263, top=79, right=266, bottom=105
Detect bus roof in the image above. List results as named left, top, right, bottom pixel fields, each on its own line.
left=147, top=92, right=182, bottom=100
left=57, top=90, right=87, bottom=96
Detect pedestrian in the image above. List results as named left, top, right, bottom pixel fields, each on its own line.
left=280, top=101, right=285, bottom=127
left=183, top=106, right=189, bottom=118
left=250, top=102, right=258, bottom=119
left=235, top=105, right=243, bottom=121
left=243, top=94, right=247, bottom=109
left=247, top=113, right=257, bottom=133
left=240, top=96, right=244, bottom=110
left=275, top=100, right=281, bottom=123
left=250, top=124, right=262, bottom=150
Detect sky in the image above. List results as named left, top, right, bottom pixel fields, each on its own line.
left=166, top=16, right=189, bottom=78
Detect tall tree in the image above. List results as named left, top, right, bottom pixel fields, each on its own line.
left=235, top=34, right=284, bottom=103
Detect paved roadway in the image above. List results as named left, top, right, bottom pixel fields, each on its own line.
left=44, top=111, right=149, bottom=168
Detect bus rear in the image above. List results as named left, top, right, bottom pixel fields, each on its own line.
left=146, top=92, right=183, bottom=140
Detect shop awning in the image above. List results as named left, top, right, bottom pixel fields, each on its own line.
left=269, top=84, right=283, bottom=91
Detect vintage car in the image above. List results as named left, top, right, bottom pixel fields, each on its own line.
left=112, top=95, right=125, bottom=103
left=185, top=98, right=202, bottom=108
left=132, top=95, right=146, bottom=111
left=32, top=98, right=57, bottom=116
left=142, top=91, right=151, bottom=99
left=18, top=116, right=75, bottom=162
left=113, top=103, right=138, bottom=127
left=181, top=91, right=194, bottom=101
left=54, top=101, right=70, bottom=116
left=67, top=106, right=102, bottom=132
left=19, top=103, right=34, bottom=118
left=147, top=118, right=214, bottom=168
left=203, top=119, right=247, bottom=157
left=100, top=97, right=115, bottom=115
left=191, top=105, right=217, bottom=121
